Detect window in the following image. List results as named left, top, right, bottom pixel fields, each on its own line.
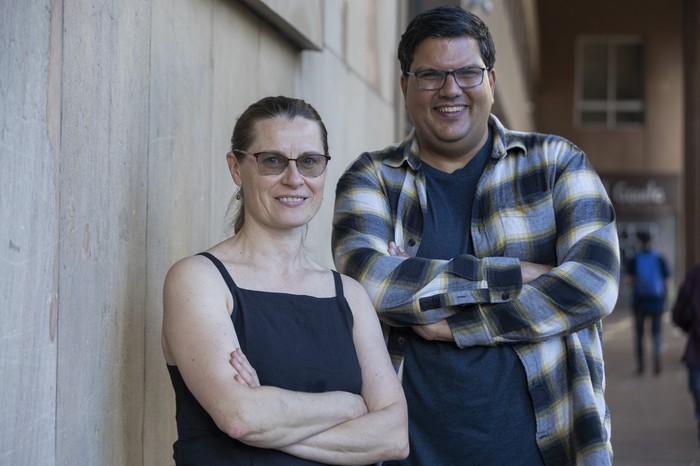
left=574, top=36, right=644, bottom=128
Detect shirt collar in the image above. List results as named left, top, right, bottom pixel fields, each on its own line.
left=383, top=114, right=528, bottom=171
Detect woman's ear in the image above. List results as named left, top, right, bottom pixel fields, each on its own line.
left=226, top=152, right=242, bottom=186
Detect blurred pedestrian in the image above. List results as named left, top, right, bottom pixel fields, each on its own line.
left=626, top=231, right=671, bottom=375
left=672, top=262, right=700, bottom=444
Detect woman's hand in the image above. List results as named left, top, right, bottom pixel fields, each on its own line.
left=230, top=348, right=260, bottom=387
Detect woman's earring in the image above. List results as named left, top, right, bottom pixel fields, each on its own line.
left=235, top=192, right=242, bottom=201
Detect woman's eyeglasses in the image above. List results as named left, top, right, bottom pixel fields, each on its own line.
left=233, top=150, right=331, bottom=178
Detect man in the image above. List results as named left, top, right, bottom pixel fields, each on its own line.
left=626, top=232, right=670, bottom=375
left=332, top=5, right=620, bottom=465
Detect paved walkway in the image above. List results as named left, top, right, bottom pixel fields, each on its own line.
left=604, top=307, right=699, bottom=465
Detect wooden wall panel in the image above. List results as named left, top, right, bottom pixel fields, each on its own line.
left=1, top=1, right=402, bottom=464
left=144, top=1, right=216, bottom=463
left=209, top=1, right=273, bottom=245
left=56, top=1, right=150, bottom=464
left=0, top=1, right=59, bottom=464
left=208, top=1, right=297, bottom=246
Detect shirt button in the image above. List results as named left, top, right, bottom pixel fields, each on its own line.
left=501, top=292, right=509, bottom=300
left=408, top=239, right=416, bottom=247
left=397, top=337, right=406, bottom=346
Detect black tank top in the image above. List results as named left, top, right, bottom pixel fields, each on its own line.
left=167, top=252, right=362, bottom=465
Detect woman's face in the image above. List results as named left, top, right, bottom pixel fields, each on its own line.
left=229, top=117, right=327, bottom=232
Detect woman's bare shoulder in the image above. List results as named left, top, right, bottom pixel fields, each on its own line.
left=163, top=253, right=232, bottom=303
left=337, top=273, right=375, bottom=312
left=338, top=273, right=366, bottom=294
left=166, top=253, right=218, bottom=282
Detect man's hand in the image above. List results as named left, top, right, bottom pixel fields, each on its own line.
left=520, top=261, right=553, bottom=284
left=411, top=319, right=454, bottom=342
left=388, top=241, right=408, bottom=257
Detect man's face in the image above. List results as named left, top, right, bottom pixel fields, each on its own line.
left=401, top=36, right=495, bottom=163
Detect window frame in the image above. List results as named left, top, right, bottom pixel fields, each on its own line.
left=574, top=35, right=645, bottom=129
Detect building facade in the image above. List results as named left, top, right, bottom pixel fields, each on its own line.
left=2, top=0, right=699, bottom=464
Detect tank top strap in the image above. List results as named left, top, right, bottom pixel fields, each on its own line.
left=332, top=270, right=350, bottom=309
left=197, top=252, right=237, bottom=292
left=331, top=269, right=343, bottom=295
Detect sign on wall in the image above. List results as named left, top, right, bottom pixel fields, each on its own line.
left=601, top=175, right=679, bottom=216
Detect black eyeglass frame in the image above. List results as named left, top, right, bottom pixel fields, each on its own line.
left=404, top=66, right=490, bottom=90
left=233, top=149, right=331, bottom=178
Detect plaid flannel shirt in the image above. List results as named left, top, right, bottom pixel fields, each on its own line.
left=332, top=114, right=619, bottom=465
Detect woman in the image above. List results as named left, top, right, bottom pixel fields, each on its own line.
left=162, top=96, right=408, bottom=465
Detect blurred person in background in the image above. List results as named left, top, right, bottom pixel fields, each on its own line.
left=626, top=232, right=671, bottom=375
left=672, top=262, right=700, bottom=445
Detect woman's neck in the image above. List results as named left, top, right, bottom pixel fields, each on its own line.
left=228, top=224, right=309, bottom=271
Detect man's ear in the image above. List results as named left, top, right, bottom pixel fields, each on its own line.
left=400, top=73, right=409, bottom=101
left=488, top=68, right=496, bottom=102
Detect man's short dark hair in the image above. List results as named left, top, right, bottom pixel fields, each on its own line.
left=398, top=5, right=496, bottom=74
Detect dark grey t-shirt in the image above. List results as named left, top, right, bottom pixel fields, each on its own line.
left=395, top=132, right=544, bottom=466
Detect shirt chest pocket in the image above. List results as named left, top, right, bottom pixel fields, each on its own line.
left=491, top=191, right=557, bottom=263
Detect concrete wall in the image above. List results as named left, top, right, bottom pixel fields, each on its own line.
left=478, top=0, right=539, bottom=132
left=0, top=0, right=402, bottom=464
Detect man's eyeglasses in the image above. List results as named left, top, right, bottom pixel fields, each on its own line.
left=405, top=67, right=489, bottom=90
left=233, top=149, right=331, bottom=178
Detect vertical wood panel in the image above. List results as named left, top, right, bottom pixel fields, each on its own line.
left=144, top=1, right=215, bottom=464
left=209, top=1, right=297, bottom=245
left=0, top=1, right=58, bottom=464
left=209, top=1, right=262, bottom=244
left=57, top=0, right=150, bottom=464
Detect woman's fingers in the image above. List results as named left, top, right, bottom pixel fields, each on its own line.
left=229, top=348, right=260, bottom=387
